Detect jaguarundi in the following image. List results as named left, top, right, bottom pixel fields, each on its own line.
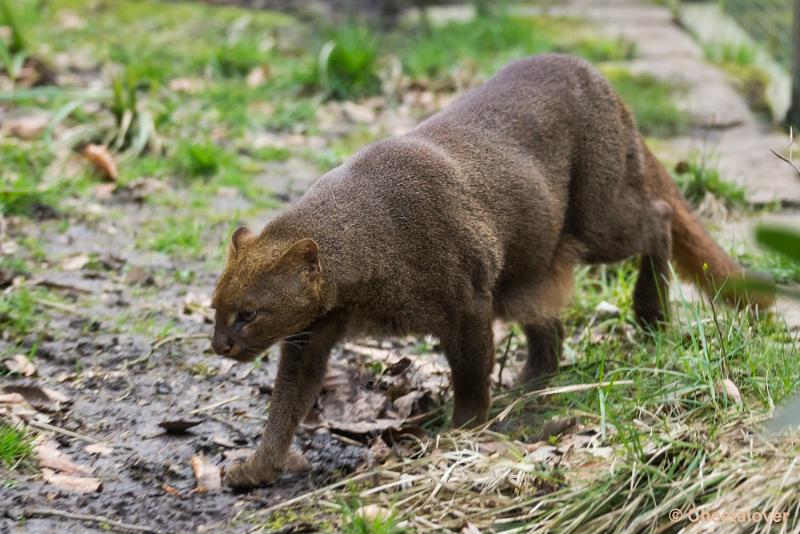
left=211, top=54, right=770, bottom=488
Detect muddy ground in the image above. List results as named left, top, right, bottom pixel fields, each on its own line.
left=1, top=171, right=480, bottom=532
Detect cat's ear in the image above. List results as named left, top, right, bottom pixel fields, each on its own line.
left=273, top=238, right=320, bottom=275
left=228, top=226, right=255, bottom=260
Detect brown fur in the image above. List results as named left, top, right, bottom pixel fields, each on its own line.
left=211, top=55, right=769, bottom=488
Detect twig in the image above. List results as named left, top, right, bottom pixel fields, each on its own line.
left=34, top=298, right=87, bottom=317
left=496, top=331, right=515, bottom=391
left=189, top=395, right=241, bottom=415
left=22, top=508, right=162, bottom=534
left=771, top=149, right=800, bottom=176
left=28, top=420, right=100, bottom=443
left=120, top=333, right=209, bottom=370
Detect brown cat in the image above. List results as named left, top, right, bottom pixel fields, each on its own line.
left=211, top=54, right=770, bottom=488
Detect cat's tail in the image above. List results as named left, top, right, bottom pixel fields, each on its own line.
left=643, top=145, right=774, bottom=309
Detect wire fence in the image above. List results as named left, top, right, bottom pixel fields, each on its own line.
left=721, top=0, right=792, bottom=68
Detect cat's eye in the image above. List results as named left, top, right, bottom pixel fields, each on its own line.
left=237, top=310, right=257, bottom=323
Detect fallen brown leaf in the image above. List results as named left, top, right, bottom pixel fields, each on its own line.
left=168, top=77, right=203, bottom=93
left=211, top=434, right=236, bottom=448
left=191, top=454, right=222, bottom=492
left=3, top=354, right=36, bottom=376
left=159, top=418, right=203, bottom=433
left=82, top=144, right=118, bottom=181
left=93, top=183, right=117, bottom=200
left=84, top=442, right=113, bottom=456
left=355, top=504, right=392, bottom=522
left=462, top=522, right=482, bottom=534
left=162, top=483, right=181, bottom=496
left=62, top=253, right=91, bottom=271
left=42, top=468, right=102, bottom=493
left=3, top=385, right=69, bottom=412
left=6, top=115, right=48, bottom=140
left=36, top=441, right=93, bottom=476
left=717, top=379, right=742, bottom=404
left=246, top=65, right=269, bottom=88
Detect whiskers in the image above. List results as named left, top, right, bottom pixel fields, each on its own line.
left=281, top=331, right=313, bottom=350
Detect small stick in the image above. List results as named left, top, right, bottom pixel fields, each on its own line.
left=189, top=395, right=241, bottom=415
left=496, top=331, right=515, bottom=391
left=28, top=420, right=100, bottom=443
left=34, top=298, right=87, bottom=317
left=771, top=149, right=800, bottom=175
left=22, top=508, right=162, bottom=534
left=121, top=333, right=209, bottom=370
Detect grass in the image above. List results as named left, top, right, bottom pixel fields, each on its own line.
left=739, top=249, right=800, bottom=284
left=703, top=41, right=772, bottom=116
left=672, top=153, right=747, bottom=209
left=0, top=424, right=32, bottom=469
left=0, top=286, right=41, bottom=339
left=303, top=24, right=383, bottom=100
left=399, top=14, right=635, bottom=87
left=339, top=501, right=404, bottom=534
left=604, top=68, right=690, bottom=137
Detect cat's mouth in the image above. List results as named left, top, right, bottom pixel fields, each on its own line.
left=225, top=337, right=280, bottom=362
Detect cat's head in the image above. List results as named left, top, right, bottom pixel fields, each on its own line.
left=210, top=227, right=326, bottom=361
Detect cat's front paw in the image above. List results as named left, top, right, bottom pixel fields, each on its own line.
left=223, top=455, right=280, bottom=489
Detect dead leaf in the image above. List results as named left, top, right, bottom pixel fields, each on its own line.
left=329, top=418, right=400, bottom=436
left=385, top=357, right=412, bottom=376
left=182, top=293, right=213, bottom=323
left=717, top=379, right=742, bottom=404
left=462, top=523, right=482, bottom=534
left=82, top=144, right=118, bottom=181
left=62, top=253, right=90, bottom=271
left=162, top=483, right=181, bottom=496
left=3, top=354, right=36, bottom=376
left=0, top=393, right=27, bottom=404
left=3, top=385, right=69, bottom=412
left=93, top=183, right=117, bottom=199
left=36, top=441, right=93, bottom=476
left=392, top=390, right=431, bottom=420
left=42, top=468, right=102, bottom=493
left=191, top=454, right=222, bottom=492
left=84, top=442, right=113, bottom=456
left=159, top=418, right=203, bottom=433
left=594, top=301, right=621, bottom=318
left=211, top=434, right=237, bottom=448
left=168, top=77, right=203, bottom=93
left=356, top=504, right=392, bottom=522
left=216, top=359, right=236, bottom=376
left=524, top=443, right=559, bottom=463
left=246, top=65, right=269, bottom=88
left=124, top=266, right=155, bottom=286
left=6, top=115, right=48, bottom=140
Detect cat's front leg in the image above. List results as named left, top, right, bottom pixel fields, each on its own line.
left=224, top=318, right=342, bottom=489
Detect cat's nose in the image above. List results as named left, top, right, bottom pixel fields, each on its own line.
left=212, top=333, right=233, bottom=356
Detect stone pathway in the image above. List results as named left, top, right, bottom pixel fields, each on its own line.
left=526, top=0, right=800, bottom=329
